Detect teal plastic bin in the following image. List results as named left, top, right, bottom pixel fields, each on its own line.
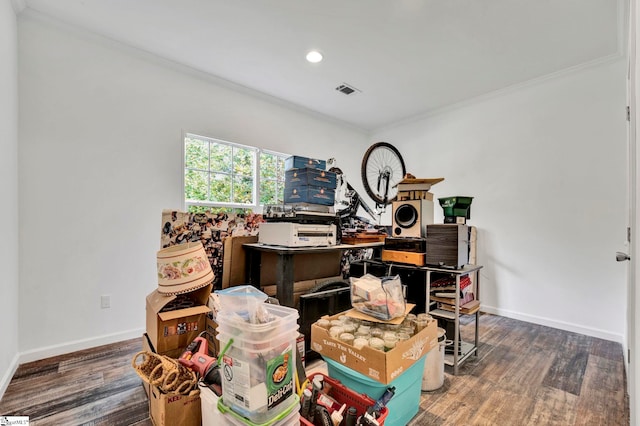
left=324, top=355, right=427, bottom=426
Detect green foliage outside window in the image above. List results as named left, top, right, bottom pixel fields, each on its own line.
left=259, top=152, right=285, bottom=205
left=187, top=205, right=252, bottom=215
left=184, top=134, right=286, bottom=209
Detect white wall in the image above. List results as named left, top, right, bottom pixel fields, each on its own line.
left=0, top=0, right=20, bottom=397
left=630, top=1, right=639, bottom=422
left=14, top=5, right=627, bottom=364
left=17, top=11, right=369, bottom=358
left=374, top=59, right=628, bottom=342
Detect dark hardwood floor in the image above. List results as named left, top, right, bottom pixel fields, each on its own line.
left=0, top=313, right=629, bottom=425
left=411, top=314, right=629, bottom=426
left=0, top=338, right=151, bottom=426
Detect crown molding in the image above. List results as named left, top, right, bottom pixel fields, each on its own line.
left=375, top=0, right=629, bottom=133
left=19, top=8, right=368, bottom=135
left=374, top=52, right=625, bottom=134
left=10, top=0, right=27, bottom=14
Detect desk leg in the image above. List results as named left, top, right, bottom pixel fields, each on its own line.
left=276, top=254, right=295, bottom=307
left=246, top=250, right=262, bottom=288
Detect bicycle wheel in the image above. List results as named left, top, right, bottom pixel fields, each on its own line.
left=361, top=142, right=406, bottom=205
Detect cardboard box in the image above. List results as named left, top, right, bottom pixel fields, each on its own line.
left=149, top=386, right=201, bottom=426
left=397, top=178, right=444, bottom=192
left=311, top=310, right=438, bottom=384
left=146, top=284, right=212, bottom=356
left=261, top=252, right=341, bottom=285
left=397, top=190, right=434, bottom=201
left=221, top=235, right=258, bottom=288
left=469, top=225, right=477, bottom=291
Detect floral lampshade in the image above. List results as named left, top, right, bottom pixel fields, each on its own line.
left=156, top=242, right=214, bottom=295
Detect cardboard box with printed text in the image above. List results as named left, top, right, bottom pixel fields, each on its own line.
left=149, top=385, right=201, bottom=426
left=145, top=284, right=212, bottom=356
left=311, top=309, right=438, bottom=384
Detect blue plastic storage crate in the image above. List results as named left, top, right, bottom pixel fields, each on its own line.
left=284, top=155, right=326, bottom=171
left=285, top=168, right=337, bottom=189
left=324, top=355, right=427, bottom=426
left=283, top=185, right=335, bottom=206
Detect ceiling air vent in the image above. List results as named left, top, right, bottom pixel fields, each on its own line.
left=335, top=83, right=361, bottom=95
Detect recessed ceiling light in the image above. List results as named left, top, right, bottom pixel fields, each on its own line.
left=306, top=51, right=323, bottom=63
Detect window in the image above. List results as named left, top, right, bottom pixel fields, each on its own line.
left=184, top=133, right=287, bottom=213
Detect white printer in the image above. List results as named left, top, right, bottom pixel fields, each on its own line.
left=258, top=222, right=337, bottom=247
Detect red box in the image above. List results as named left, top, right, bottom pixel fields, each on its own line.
left=300, top=373, right=388, bottom=426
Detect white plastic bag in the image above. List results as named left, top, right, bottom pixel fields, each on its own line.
left=350, top=274, right=406, bottom=320
left=215, top=285, right=272, bottom=323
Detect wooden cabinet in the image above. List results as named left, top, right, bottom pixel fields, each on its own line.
left=425, top=224, right=470, bottom=268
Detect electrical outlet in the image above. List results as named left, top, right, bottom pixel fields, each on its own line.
left=101, top=295, right=111, bottom=309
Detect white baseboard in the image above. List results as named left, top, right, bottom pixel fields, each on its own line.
left=481, top=305, right=624, bottom=344
left=0, top=352, right=20, bottom=401
left=18, top=328, right=145, bottom=364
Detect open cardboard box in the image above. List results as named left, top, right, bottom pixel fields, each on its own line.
left=397, top=177, right=444, bottom=191
left=141, top=332, right=204, bottom=426
left=311, top=309, right=438, bottom=384
left=146, top=284, right=212, bottom=356
left=221, top=235, right=257, bottom=288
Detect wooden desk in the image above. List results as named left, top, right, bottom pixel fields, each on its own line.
left=243, top=242, right=383, bottom=307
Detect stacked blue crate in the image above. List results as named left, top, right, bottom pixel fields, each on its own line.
left=283, top=156, right=336, bottom=206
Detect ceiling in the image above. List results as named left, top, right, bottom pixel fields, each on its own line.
left=19, top=0, right=625, bottom=131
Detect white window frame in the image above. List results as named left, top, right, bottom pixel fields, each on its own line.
left=183, top=132, right=288, bottom=211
